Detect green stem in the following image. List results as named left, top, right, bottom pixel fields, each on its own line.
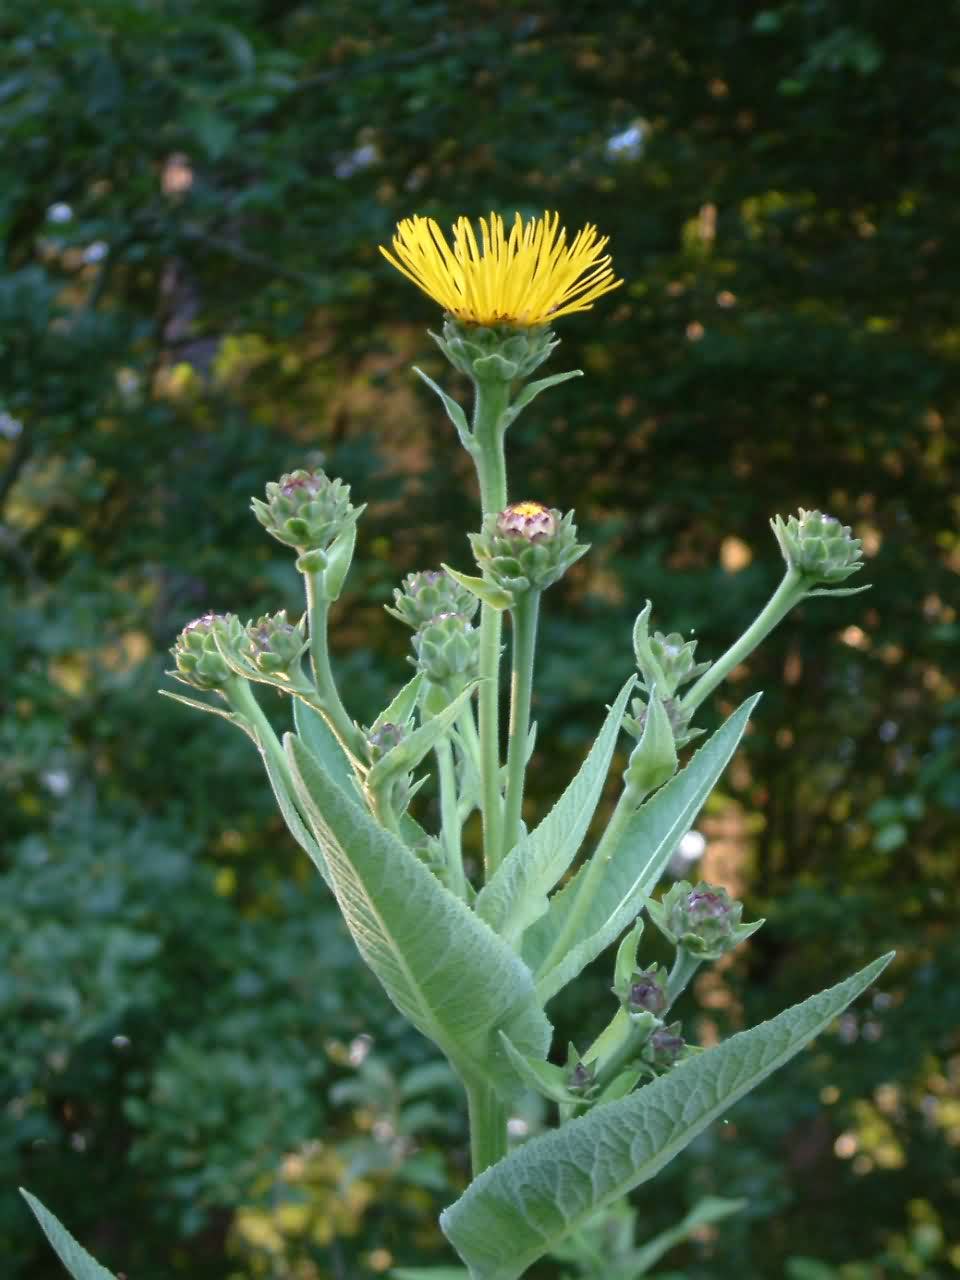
left=456, top=701, right=483, bottom=777
left=681, top=567, right=806, bottom=715
left=227, top=679, right=293, bottom=789
left=502, top=590, right=541, bottom=857
left=466, top=1079, right=507, bottom=1177
left=665, top=948, right=703, bottom=1011
left=536, top=785, right=642, bottom=979
left=435, top=737, right=467, bottom=900
left=471, top=378, right=511, bottom=880
left=303, top=572, right=366, bottom=759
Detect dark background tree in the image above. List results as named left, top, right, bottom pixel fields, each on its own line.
left=2, top=1, right=958, bottom=1276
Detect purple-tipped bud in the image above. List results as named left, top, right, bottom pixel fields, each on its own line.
left=628, top=967, right=668, bottom=1016
left=644, top=1022, right=685, bottom=1071
left=171, top=612, right=242, bottom=691
left=566, top=1058, right=597, bottom=1096
left=496, top=501, right=558, bottom=542
left=470, top=504, right=588, bottom=595
left=242, top=610, right=308, bottom=678
left=648, top=879, right=762, bottom=959
left=386, top=568, right=480, bottom=630
left=367, top=721, right=405, bottom=762
left=251, top=468, right=359, bottom=553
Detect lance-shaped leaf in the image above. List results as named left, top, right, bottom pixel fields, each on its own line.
left=503, top=369, right=583, bottom=427
left=294, top=697, right=363, bottom=795
left=367, top=684, right=477, bottom=791
left=414, top=366, right=473, bottom=449
left=286, top=735, right=552, bottom=1099
left=20, top=1190, right=116, bottom=1280
left=476, top=676, right=635, bottom=944
left=627, top=1195, right=745, bottom=1275
left=525, top=693, right=760, bottom=1003
left=259, top=740, right=330, bottom=885
left=442, top=564, right=515, bottom=611
left=441, top=952, right=894, bottom=1279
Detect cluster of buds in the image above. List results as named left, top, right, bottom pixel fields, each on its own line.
left=386, top=569, right=479, bottom=631
left=431, top=317, right=558, bottom=385
left=171, top=612, right=243, bottom=691
left=648, top=880, right=763, bottom=961
left=771, top=508, right=864, bottom=591
left=624, top=601, right=708, bottom=758
left=241, top=611, right=308, bottom=680
left=411, top=611, right=479, bottom=686
left=469, top=501, right=587, bottom=598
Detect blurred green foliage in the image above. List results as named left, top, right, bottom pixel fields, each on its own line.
left=2, top=0, right=958, bottom=1276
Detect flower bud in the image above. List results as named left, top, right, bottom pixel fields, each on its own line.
left=171, top=612, right=242, bottom=691
left=386, top=569, right=479, bottom=631
left=623, top=692, right=702, bottom=751
left=770, top=508, right=864, bottom=588
left=367, top=721, right=405, bottom=763
left=432, top=317, right=558, bottom=384
left=622, top=689, right=678, bottom=795
left=242, top=611, right=308, bottom=679
left=642, top=1022, right=685, bottom=1072
left=625, top=967, right=668, bottom=1017
left=411, top=611, right=480, bottom=685
left=632, top=600, right=711, bottom=700
left=648, top=880, right=763, bottom=960
left=251, top=468, right=360, bottom=553
left=565, top=1057, right=597, bottom=1097
left=469, top=502, right=588, bottom=596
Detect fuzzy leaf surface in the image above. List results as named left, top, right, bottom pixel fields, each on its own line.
left=287, top=735, right=551, bottom=1098
left=441, top=952, right=893, bottom=1279
left=293, top=697, right=360, bottom=794
left=526, top=694, right=760, bottom=1002
left=20, top=1191, right=116, bottom=1280
left=476, top=676, right=635, bottom=944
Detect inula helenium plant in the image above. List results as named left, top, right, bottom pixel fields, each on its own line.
left=23, top=212, right=890, bottom=1280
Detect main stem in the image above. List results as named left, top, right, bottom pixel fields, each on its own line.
left=472, top=378, right=510, bottom=879
left=681, top=567, right=805, bottom=715
left=502, top=590, right=541, bottom=856
left=303, top=572, right=365, bottom=759
left=466, top=1079, right=507, bottom=1177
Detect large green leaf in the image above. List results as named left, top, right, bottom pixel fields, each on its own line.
left=259, top=743, right=330, bottom=885
left=525, top=694, right=760, bottom=1003
left=441, top=952, right=893, bottom=1279
left=286, top=735, right=551, bottom=1098
left=293, top=696, right=360, bottom=795
left=20, top=1190, right=116, bottom=1280
left=475, top=676, right=635, bottom=944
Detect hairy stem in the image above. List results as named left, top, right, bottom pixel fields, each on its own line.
left=502, top=590, right=541, bottom=856
left=303, top=571, right=366, bottom=759
left=466, top=1079, right=507, bottom=1177
left=435, top=737, right=467, bottom=900
left=471, top=379, right=511, bottom=878
left=681, top=567, right=805, bottom=715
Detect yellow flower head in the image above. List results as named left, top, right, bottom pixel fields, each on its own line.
left=380, top=211, right=623, bottom=328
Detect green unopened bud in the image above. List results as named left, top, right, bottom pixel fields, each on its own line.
left=242, top=611, right=308, bottom=679
left=386, top=569, right=480, bottom=630
left=624, top=692, right=702, bottom=750
left=771, top=509, right=864, bottom=589
left=411, top=611, right=480, bottom=685
left=632, top=600, right=711, bottom=698
left=622, top=689, right=678, bottom=794
left=469, top=501, right=588, bottom=596
left=620, top=966, right=668, bottom=1017
left=171, top=612, right=243, bottom=691
left=431, top=317, right=558, bottom=384
left=642, top=1021, right=685, bottom=1072
left=367, top=721, right=405, bottom=763
left=252, top=469, right=361, bottom=553
left=648, top=880, right=763, bottom=960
